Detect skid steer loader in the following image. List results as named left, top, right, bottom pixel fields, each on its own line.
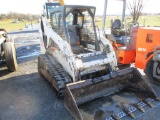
left=38, top=5, right=159, bottom=120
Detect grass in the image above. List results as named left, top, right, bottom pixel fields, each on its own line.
left=0, top=19, right=38, bottom=32
left=0, top=15, right=160, bottom=31
left=95, top=15, right=160, bottom=28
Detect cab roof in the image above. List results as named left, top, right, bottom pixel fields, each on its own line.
left=50, top=5, right=96, bottom=17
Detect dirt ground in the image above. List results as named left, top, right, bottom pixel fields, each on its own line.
left=0, top=32, right=160, bottom=120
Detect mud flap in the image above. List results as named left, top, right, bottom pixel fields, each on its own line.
left=64, top=67, right=159, bottom=120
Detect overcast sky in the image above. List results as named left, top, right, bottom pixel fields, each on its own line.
left=0, top=0, right=159, bottom=15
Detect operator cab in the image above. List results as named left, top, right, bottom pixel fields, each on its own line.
left=43, top=2, right=60, bottom=19
left=50, top=5, right=99, bottom=54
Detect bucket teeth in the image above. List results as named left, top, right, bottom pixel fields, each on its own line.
left=143, top=100, right=154, bottom=108
left=133, top=104, right=145, bottom=113
left=123, top=108, right=136, bottom=119
left=111, top=114, right=121, bottom=120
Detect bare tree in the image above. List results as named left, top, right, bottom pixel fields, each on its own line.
left=127, top=0, right=145, bottom=23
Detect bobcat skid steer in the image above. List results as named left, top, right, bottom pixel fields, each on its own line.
left=38, top=5, right=159, bottom=120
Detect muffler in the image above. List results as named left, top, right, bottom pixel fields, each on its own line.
left=64, top=67, right=159, bottom=120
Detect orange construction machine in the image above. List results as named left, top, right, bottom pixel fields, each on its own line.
left=108, top=25, right=160, bottom=85
left=135, top=27, right=160, bottom=84
left=102, top=0, right=160, bottom=85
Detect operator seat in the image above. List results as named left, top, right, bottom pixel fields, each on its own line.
left=111, top=19, right=125, bottom=37
left=111, top=19, right=126, bottom=45
left=67, top=25, right=84, bottom=54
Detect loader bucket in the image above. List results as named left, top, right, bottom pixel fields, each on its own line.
left=64, top=67, right=159, bottom=120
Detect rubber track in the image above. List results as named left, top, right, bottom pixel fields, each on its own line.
left=40, top=54, right=72, bottom=97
